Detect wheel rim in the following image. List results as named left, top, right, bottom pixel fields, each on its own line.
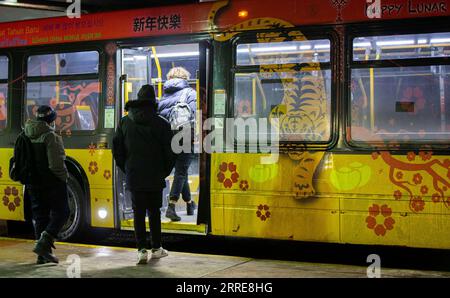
left=59, top=185, right=79, bottom=240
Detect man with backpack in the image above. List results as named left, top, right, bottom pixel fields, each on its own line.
left=157, top=67, right=197, bottom=222
left=21, top=105, right=69, bottom=264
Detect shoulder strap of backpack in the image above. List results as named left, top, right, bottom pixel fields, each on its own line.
left=178, top=88, right=189, bottom=104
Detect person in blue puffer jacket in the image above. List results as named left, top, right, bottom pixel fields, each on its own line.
left=157, top=67, right=197, bottom=222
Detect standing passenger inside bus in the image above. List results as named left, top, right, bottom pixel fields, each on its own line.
left=24, top=105, right=70, bottom=264
left=157, top=67, right=197, bottom=222
left=113, top=85, right=175, bottom=265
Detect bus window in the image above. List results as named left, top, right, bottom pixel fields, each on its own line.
left=234, top=38, right=332, bottom=143
left=0, top=56, right=8, bottom=130
left=350, top=33, right=450, bottom=144
left=25, top=51, right=100, bottom=132
left=122, top=43, right=199, bottom=101
left=27, top=51, right=99, bottom=76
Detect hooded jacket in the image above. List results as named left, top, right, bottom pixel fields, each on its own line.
left=157, top=78, right=197, bottom=121
left=112, top=100, right=176, bottom=192
left=24, top=120, right=68, bottom=186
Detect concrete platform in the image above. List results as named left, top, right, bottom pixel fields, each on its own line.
left=0, top=237, right=449, bottom=278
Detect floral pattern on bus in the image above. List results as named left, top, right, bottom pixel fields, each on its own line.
left=2, top=186, right=21, bottom=212
left=217, top=162, right=239, bottom=188
left=256, top=204, right=271, bottom=221
left=372, top=151, right=450, bottom=212
left=366, top=204, right=395, bottom=236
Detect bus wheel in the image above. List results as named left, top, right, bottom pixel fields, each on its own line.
left=58, top=174, right=86, bottom=242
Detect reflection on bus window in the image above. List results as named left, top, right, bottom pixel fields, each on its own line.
left=28, top=51, right=99, bottom=76
left=0, top=56, right=7, bottom=80
left=0, top=56, right=7, bottom=130
left=351, top=65, right=450, bottom=142
left=237, top=39, right=330, bottom=66
left=353, top=32, right=450, bottom=61
left=0, top=83, right=6, bottom=130
left=26, top=80, right=100, bottom=132
left=234, top=69, right=332, bottom=142
left=122, top=43, right=199, bottom=101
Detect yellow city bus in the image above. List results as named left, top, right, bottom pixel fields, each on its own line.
left=0, top=0, right=449, bottom=249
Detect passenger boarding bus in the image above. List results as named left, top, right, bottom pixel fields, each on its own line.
left=0, top=0, right=449, bottom=249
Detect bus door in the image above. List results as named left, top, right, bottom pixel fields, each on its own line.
left=116, top=42, right=209, bottom=235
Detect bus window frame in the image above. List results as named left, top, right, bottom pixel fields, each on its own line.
left=230, top=27, right=339, bottom=151
left=0, top=52, right=11, bottom=134
left=345, top=20, right=450, bottom=152
left=22, top=46, right=104, bottom=136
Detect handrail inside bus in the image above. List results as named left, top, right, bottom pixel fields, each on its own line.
left=151, top=46, right=162, bottom=100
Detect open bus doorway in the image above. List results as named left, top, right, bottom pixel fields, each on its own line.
left=116, top=43, right=205, bottom=234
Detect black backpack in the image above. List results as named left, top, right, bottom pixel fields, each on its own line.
left=9, top=131, right=36, bottom=184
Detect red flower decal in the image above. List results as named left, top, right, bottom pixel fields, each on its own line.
left=419, top=151, right=433, bottom=161
left=393, top=190, right=402, bottom=200
left=88, top=161, right=98, bottom=175
left=256, top=204, right=270, bottom=221
left=412, top=173, right=422, bottom=185
left=239, top=180, right=249, bottom=191
left=420, top=185, right=428, bottom=195
left=407, top=152, right=416, bottom=161
left=103, top=170, right=112, bottom=180
left=371, top=152, right=379, bottom=160
left=2, top=187, right=21, bottom=212
left=432, top=193, right=441, bottom=203
left=395, top=171, right=403, bottom=180
left=217, top=162, right=240, bottom=188
left=88, top=143, right=97, bottom=156
left=365, top=204, right=395, bottom=237
left=411, top=196, right=425, bottom=212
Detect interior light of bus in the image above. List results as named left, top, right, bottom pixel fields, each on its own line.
left=123, top=57, right=134, bottom=61
left=417, top=39, right=428, bottom=44
left=238, top=10, right=248, bottom=18
left=133, top=55, right=147, bottom=60
left=376, top=40, right=414, bottom=46
left=314, top=44, right=330, bottom=49
left=98, top=208, right=108, bottom=219
left=353, top=42, right=371, bottom=47
left=430, top=38, right=450, bottom=44
left=150, top=51, right=199, bottom=58
left=299, top=45, right=312, bottom=50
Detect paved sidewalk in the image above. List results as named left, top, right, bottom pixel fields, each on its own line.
left=0, top=237, right=448, bottom=278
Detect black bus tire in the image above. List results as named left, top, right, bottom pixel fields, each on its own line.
left=58, top=173, right=86, bottom=242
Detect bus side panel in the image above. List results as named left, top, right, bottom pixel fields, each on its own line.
left=66, top=148, right=114, bottom=228
left=0, top=148, right=24, bottom=221
left=210, top=152, right=341, bottom=242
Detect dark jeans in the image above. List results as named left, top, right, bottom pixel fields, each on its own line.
left=169, top=153, right=194, bottom=202
left=27, top=182, right=70, bottom=240
left=131, top=190, right=162, bottom=250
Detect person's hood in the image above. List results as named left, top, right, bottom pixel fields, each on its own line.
left=24, top=120, right=53, bottom=139
left=125, top=100, right=157, bottom=125
left=163, top=78, right=189, bottom=94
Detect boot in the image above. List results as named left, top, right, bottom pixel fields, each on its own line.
left=187, top=201, right=197, bottom=216
left=33, top=231, right=59, bottom=264
left=165, top=203, right=181, bottom=222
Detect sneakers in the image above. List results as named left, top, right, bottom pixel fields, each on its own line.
left=165, top=203, right=181, bottom=221
left=151, top=247, right=168, bottom=259
left=33, top=231, right=59, bottom=264
left=187, top=201, right=197, bottom=216
left=136, top=249, right=148, bottom=265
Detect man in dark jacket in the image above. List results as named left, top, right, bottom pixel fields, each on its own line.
left=113, top=84, right=175, bottom=264
left=24, top=105, right=70, bottom=264
left=157, top=67, right=197, bottom=222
